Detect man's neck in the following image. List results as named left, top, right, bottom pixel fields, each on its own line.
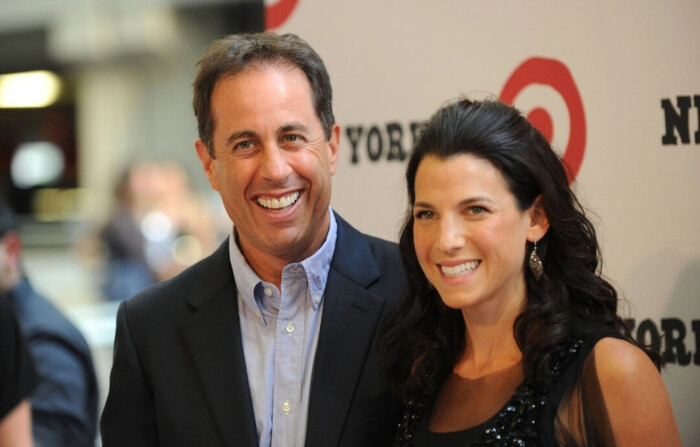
left=235, top=225, right=331, bottom=290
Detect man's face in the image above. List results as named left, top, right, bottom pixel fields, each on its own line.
left=196, top=64, right=339, bottom=277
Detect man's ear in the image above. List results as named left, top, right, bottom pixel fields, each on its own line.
left=195, top=139, right=219, bottom=191
left=527, top=195, right=550, bottom=242
left=327, top=124, right=340, bottom=176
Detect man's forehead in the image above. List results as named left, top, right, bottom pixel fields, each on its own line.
left=210, top=66, right=320, bottom=139
left=218, top=61, right=309, bottom=89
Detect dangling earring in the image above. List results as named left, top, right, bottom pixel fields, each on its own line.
left=529, top=239, right=543, bottom=281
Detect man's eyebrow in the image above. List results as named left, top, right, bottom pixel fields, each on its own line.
left=224, top=123, right=311, bottom=146
left=226, top=130, right=258, bottom=146
left=280, top=122, right=310, bottom=133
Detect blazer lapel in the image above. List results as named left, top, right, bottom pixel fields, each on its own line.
left=181, top=241, right=258, bottom=447
left=305, top=216, right=387, bottom=447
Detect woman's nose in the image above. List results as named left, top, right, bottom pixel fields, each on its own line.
left=437, top=217, right=465, bottom=254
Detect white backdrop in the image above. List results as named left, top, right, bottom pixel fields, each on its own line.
left=268, top=0, right=700, bottom=443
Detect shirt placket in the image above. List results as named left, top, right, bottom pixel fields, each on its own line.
left=270, top=265, right=306, bottom=447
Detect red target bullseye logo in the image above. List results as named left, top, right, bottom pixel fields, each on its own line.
left=265, top=0, right=300, bottom=30
left=499, top=57, right=586, bottom=183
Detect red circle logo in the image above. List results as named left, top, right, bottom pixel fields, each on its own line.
left=499, top=57, right=586, bottom=182
left=265, top=0, right=300, bottom=30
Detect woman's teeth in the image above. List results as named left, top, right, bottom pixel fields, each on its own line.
left=440, top=260, right=480, bottom=277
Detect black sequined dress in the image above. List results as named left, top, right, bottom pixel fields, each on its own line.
left=394, top=325, right=623, bottom=447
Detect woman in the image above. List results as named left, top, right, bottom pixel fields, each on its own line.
left=382, top=98, right=681, bottom=446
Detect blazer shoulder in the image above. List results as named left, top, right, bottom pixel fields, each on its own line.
left=333, top=215, right=409, bottom=300
left=12, top=282, right=91, bottom=355
left=124, top=239, right=232, bottom=320
left=344, top=217, right=403, bottom=272
left=364, top=233, right=401, bottom=265
left=334, top=213, right=399, bottom=258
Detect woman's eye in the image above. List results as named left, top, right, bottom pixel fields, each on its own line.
left=469, top=206, right=486, bottom=214
left=415, top=210, right=435, bottom=220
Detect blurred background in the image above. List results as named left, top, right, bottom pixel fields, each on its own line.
left=0, top=0, right=263, bottom=430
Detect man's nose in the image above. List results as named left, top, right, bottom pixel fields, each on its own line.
left=260, top=146, right=292, bottom=182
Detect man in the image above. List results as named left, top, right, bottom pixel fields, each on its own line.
left=101, top=33, right=410, bottom=447
left=0, top=201, right=98, bottom=447
left=0, top=298, right=35, bottom=447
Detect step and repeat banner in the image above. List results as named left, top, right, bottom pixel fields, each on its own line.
left=267, top=0, right=699, bottom=443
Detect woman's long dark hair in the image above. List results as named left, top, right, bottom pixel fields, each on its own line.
left=381, top=98, right=662, bottom=401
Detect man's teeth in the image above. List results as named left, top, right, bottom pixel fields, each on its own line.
left=257, top=191, right=300, bottom=209
left=441, top=261, right=480, bottom=277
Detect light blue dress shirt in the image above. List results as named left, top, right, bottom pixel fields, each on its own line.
left=228, top=210, right=337, bottom=447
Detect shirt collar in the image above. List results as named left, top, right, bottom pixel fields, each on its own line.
left=296, top=209, right=336, bottom=310
left=228, top=208, right=337, bottom=315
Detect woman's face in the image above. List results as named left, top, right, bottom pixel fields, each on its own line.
left=412, top=154, right=537, bottom=314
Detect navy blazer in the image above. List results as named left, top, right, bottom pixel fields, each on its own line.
left=101, top=213, right=410, bottom=446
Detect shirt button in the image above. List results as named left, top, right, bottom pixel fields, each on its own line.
left=282, top=401, right=292, bottom=413
left=285, top=322, right=295, bottom=334
left=264, top=288, right=273, bottom=297
left=312, top=294, right=321, bottom=304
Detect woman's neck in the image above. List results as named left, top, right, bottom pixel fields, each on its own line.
left=456, top=295, right=524, bottom=379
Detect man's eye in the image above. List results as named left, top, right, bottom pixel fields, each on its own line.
left=284, top=135, right=299, bottom=142
left=235, top=141, right=252, bottom=150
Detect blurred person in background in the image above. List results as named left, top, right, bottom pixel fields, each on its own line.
left=0, top=200, right=98, bottom=447
left=99, top=161, right=155, bottom=302
left=99, top=159, right=221, bottom=301
left=0, top=299, right=35, bottom=447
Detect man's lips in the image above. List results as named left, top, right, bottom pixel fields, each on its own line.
left=255, top=190, right=300, bottom=209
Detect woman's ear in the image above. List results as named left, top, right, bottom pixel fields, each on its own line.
left=527, top=195, right=550, bottom=242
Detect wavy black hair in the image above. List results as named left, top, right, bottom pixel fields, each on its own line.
left=381, top=97, right=662, bottom=401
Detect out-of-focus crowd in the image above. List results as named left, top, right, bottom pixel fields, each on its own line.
left=92, top=159, right=224, bottom=302
left=0, top=158, right=226, bottom=446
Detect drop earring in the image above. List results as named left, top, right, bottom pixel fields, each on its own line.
left=529, top=239, right=543, bottom=281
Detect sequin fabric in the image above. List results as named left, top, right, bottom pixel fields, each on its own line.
left=392, top=338, right=585, bottom=447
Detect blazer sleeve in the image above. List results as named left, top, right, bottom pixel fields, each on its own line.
left=29, top=336, right=95, bottom=447
left=100, top=300, right=159, bottom=446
